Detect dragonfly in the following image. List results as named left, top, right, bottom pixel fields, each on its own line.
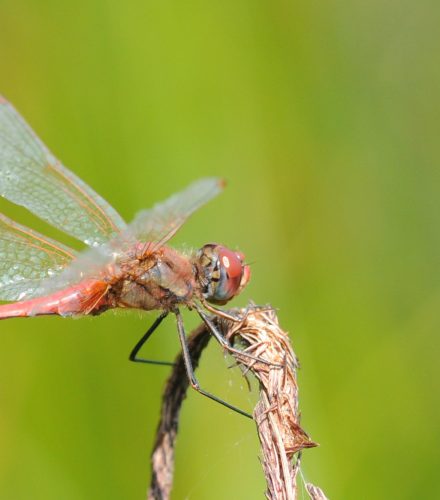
left=0, top=96, right=256, bottom=418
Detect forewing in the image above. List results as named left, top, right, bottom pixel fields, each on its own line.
left=0, top=97, right=127, bottom=246
left=34, top=177, right=224, bottom=295
left=0, top=214, right=77, bottom=301
left=128, top=177, right=224, bottom=253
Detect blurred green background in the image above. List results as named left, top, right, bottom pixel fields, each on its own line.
left=0, top=0, right=439, bottom=498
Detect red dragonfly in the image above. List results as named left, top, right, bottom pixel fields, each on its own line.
left=0, top=96, right=254, bottom=417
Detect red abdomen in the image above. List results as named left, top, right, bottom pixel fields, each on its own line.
left=0, top=279, right=109, bottom=319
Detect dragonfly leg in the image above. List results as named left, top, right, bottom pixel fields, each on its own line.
left=194, top=304, right=281, bottom=368
left=174, top=308, right=252, bottom=419
left=129, top=312, right=175, bottom=367
left=201, top=299, right=275, bottom=324
left=199, top=298, right=242, bottom=322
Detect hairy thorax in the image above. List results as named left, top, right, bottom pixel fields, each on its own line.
left=112, top=246, right=197, bottom=311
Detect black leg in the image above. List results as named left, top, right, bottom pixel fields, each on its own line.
left=174, top=308, right=252, bottom=419
left=129, top=312, right=174, bottom=367
left=194, top=303, right=279, bottom=367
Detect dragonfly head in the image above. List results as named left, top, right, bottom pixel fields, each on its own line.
left=196, top=243, right=251, bottom=305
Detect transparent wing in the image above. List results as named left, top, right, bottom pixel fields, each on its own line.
left=36, top=177, right=224, bottom=295
left=0, top=213, right=77, bottom=301
left=0, top=96, right=127, bottom=247
left=128, top=177, right=224, bottom=252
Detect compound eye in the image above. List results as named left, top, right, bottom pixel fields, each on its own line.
left=198, top=244, right=251, bottom=305
left=210, top=246, right=245, bottom=304
left=219, top=248, right=243, bottom=282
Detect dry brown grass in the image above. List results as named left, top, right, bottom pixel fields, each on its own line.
left=147, top=304, right=328, bottom=500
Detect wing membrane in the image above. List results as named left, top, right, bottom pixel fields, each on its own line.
left=129, top=177, right=224, bottom=253
left=37, top=178, right=224, bottom=295
left=0, top=213, right=76, bottom=301
left=0, top=97, right=127, bottom=246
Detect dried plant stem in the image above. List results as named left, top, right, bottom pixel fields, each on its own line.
left=147, top=323, right=211, bottom=500
left=147, top=305, right=327, bottom=500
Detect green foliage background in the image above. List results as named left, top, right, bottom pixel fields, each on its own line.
left=0, top=1, right=439, bottom=498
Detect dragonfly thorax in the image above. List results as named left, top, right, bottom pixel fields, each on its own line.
left=115, top=246, right=196, bottom=311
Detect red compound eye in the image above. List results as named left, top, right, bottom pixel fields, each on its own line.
left=198, top=243, right=251, bottom=305
left=211, top=246, right=250, bottom=303
left=218, top=247, right=243, bottom=281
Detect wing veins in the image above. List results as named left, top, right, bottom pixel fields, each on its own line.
left=1, top=113, right=114, bottom=234
left=0, top=213, right=77, bottom=301
left=1, top=104, right=43, bottom=163
left=0, top=97, right=127, bottom=246
left=48, top=163, right=120, bottom=234
left=0, top=130, right=42, bottom=167
left=3, top=235, right=73, bottom=265
left=0, top=215, right=76, bottom=260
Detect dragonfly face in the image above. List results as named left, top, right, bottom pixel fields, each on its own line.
left=196, top=244, right=251, bottom=305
